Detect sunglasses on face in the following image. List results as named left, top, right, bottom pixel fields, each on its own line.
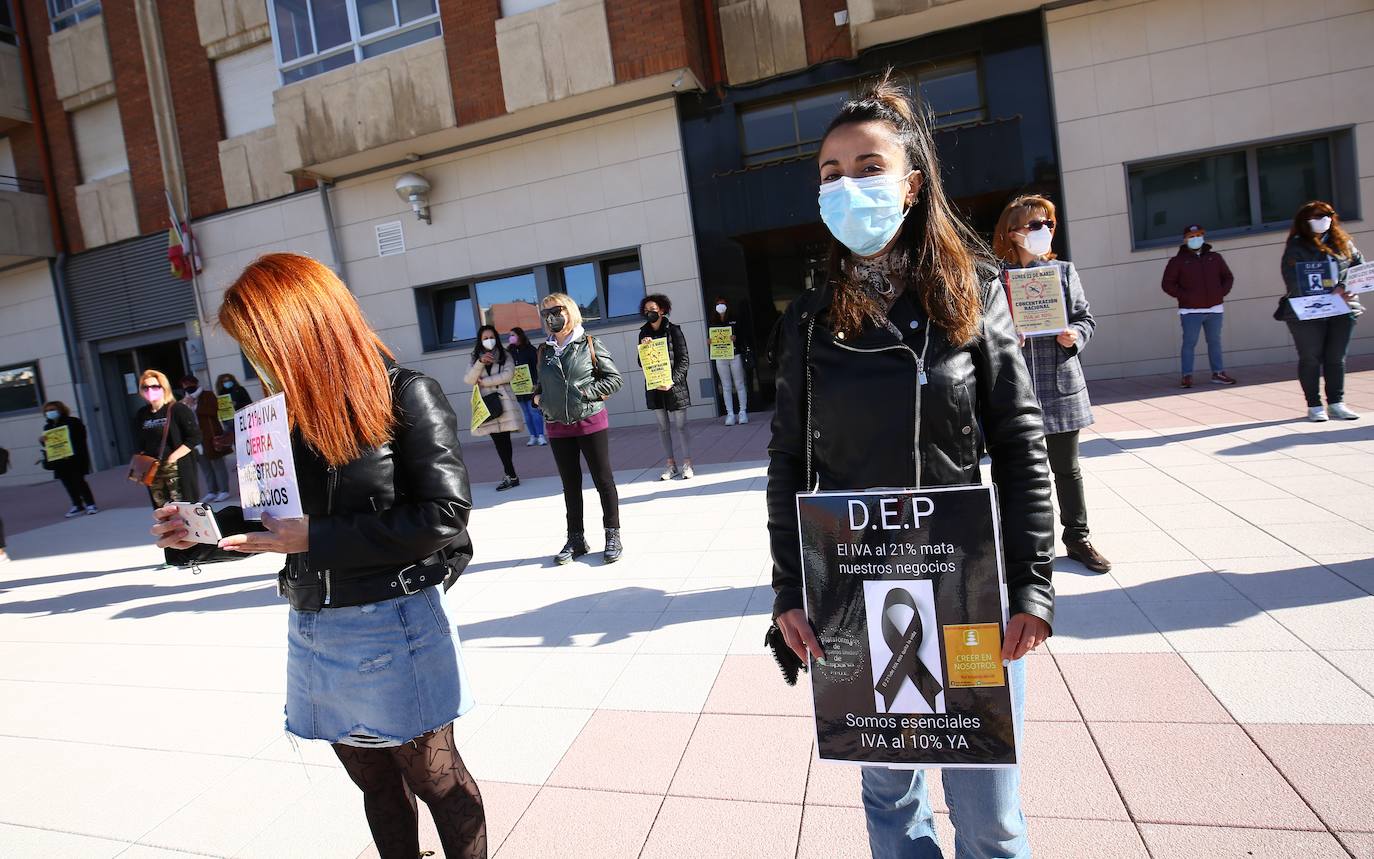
left=141, top=384, right=162, bottom=391
left=1017, top=219, right=1055, bottom=232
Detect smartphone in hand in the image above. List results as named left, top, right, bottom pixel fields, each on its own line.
left=169, top=502, right=224, bottom=545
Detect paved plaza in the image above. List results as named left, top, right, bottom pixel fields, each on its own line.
left=2, top=361, right=1374, bottom=857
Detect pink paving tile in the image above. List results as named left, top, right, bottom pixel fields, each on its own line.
left=669, top=713, right=813, bottom=803
left=494, top=786, right=661, bottom=858
left=1247, top=725, right=1374, bottom=833
left=1019, top=721, right=1129, bottom=821
left=546, top=710, right=696, bottom=795
left=1025, top=654, right=1080, bottom=722
left=1138, top=824, right=1350, bottom=858
left=639, top=796, right=802, bottom=859
left=1090, top=722, right=1320, bottom=829
left=1028, top=818, right=1149, bottom=859
left=806, top=757, right=863, bottom=808
left=797, top=804, right=872, bottom=859
left=1338, top=832, right=1374, bottom=856
left=1054, top=653, right=1232, bottom=723
left=703, top=654, right=813, bottom=717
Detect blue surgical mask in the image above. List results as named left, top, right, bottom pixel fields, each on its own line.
left=818, top=172, right=914, bottom=257
left=45, top=410, right=59, bottom=420
left=1186, top=236, right=1205, bottom=250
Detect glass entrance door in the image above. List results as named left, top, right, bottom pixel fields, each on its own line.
left=97, top=339, right=189, bottom=464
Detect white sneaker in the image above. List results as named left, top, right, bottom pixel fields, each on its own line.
left=1328, top=402, right=1360, bottom=420
left=680, top=464, right=694, bottom=479
left=739, top=411, right=749, bottom=424
left=1308, top=406, right=1329, bottom=422
left=0, top=551, right=9, bottom=563
left=537, top=436, right=547, bottom=446
left=213, top=491, right=231, bottom=502
left=199, top=493, right=216, bottom=504
left=85, top=505, right=100, bottom=515
left=724, top=414, right=736, bottom=426
left=659, top=466, right=678, bottom=481
left=526, top=436, right=538, bottom=446
left=64, top=506, right=81, bottom=518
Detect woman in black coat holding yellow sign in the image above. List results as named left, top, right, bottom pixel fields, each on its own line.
left=41, top=400, right=97, bottom=516
left=638, top=293, right=693, bottom=480
left=993, top=194, right=1108, bottom=575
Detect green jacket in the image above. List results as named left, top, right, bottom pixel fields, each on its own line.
left=535, top=332, right=623, bottom=424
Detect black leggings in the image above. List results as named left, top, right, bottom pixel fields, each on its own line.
left=549, top=429, right=619, bottom=532
left=333, top=722, right=486, bottom=859
left=1287, top=316, right=1355, bottom=407
left=58, top=472, right=96, bottom=508
left=1046, top=430, right=1089, bottom=544
left=491, top=431, right=517, bottom=478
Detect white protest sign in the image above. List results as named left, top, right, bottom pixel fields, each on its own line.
left=1288, top=292, right=1352, bottom=321
left=235, top=392, right=303, bottom=521
left=1344, top=261, right=1374, bottom=294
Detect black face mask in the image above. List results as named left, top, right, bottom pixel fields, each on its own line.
left=643, top=310, right=661, bottom=324
left=543, top=313, right=567, bottom=335
left=184, top=385, right=198, bottom=394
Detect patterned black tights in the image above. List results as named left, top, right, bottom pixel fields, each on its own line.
left=334, top=722, right=487, bottom=859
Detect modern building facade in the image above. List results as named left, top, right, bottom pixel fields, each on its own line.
left=1, top=0, right=1371, bottom=487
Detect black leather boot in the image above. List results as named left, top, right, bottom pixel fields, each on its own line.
left=603, top=528, right=623, bottom=564
left=555, top=532, right=589, bottom=565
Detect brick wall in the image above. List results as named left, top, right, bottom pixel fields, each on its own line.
left=801, top=0, right=853, bottom=66
left=18, top=0, right=83, bottom=250
left=606, top=0, right=707, bottom=85
left=157, top=0, right=226, bottom=219
left=443, top=0, right=505, bottom=126
left=6, top=124, right=44, bottom=187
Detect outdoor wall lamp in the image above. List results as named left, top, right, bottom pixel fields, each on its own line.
left=394, top=172, right=432, bottom=224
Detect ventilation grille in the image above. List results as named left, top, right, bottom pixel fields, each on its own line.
left=376, top=221, right=406, bottom=257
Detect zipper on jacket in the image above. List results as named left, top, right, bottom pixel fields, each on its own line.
left=323, top=465, right=337, bottom=606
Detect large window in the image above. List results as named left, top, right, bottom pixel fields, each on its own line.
left=0, top=361, right=43, bottom=415
left=1, top=1, right=17, bottom=45
left=423, top=252, right=645, bottom=350
left=737, top=59, right=985, bottom=167
left=47, top=0, right=99, bottom=32
left=1128, top=132, right=1354, bottom=248
left=268, top=0, right=442, bottom=84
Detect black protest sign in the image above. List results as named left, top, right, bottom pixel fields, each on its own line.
left=797, top=485, right=1016, bottom=768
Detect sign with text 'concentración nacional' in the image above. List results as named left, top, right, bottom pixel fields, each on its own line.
left=797, top=485, right=1017, bottom=769
left=235, top=392, right=302, bottom=521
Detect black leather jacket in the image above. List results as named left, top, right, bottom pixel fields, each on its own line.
left=767, top=275, right=1056, bottom=630
left=174, top=365, right=473, bottom=597
left=534, top=332, right=623, bottom=424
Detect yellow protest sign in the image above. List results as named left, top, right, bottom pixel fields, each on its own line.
left=511, top=364, right=534, bottom=396
left=470, top=386, right=492, bottom=432
left=43, top=425, right=74, bottom=462
left=708, top=326, right=735, bottom=360
left=216, top=394, right=235, bottom=422
left=1005, top=267, right=1068, bottom=337
left=639, top=338, right=672, bottom=390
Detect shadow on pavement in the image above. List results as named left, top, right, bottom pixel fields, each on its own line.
left=0, top=571, right=275, bottom=616
left=0, top=565, right=158, bottom=593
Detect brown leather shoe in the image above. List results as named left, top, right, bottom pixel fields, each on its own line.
left=1066, top=539, right=1112, bottom=574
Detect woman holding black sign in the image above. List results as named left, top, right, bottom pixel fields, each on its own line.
left=992, top=195, right=1109, bottom=575
left=766, top=73, right=1054, bottom=858
left=150, top=254, right=486, bottom=859
left=465, top=323, right=525, bottom=491
left=1278, top=201, right=1364, bottom=422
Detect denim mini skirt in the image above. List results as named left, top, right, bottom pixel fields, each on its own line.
left=285, top=586, right=474, bottom=747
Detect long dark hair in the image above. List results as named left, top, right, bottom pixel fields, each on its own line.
left=471, top=324, right=508, bottom=368
left=710, top=296, right=734, bottom=324
left=820, top=70, right=985, bottom=345
left=509, top=326, right=532, bottom=348
left=1289, top=200, right=1353, bottom=259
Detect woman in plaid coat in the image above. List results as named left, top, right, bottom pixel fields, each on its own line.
left=993, top=195, right=1111, bottom=574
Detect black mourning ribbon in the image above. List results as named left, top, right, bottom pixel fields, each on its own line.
left=875, top=588, right=943, bottom=712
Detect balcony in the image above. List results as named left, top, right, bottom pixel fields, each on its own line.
left=48, top=15, right=114, bottom=110
left=273, top=37, right=456, bottom=177
left=0, top=177, right=55, bottom=265
left=495, top=0, right=614, bottom=113
left=0, top=42, right=31, bottom=131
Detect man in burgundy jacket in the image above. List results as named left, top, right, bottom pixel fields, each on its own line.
left=1161, top=224, right=1237, bottom=388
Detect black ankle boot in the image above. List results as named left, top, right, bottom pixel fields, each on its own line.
left=603, top=528, right=623, bottom=564
left=556, top=532, right=589, bottom=565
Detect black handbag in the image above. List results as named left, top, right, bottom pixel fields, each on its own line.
left=480, top=390, right=504, bottom=422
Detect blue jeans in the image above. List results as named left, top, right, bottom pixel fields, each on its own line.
left=519, top=398, right=544, bottom=438
left=1180, top=312, right=1224, bottom=375
left=861, top=657, right=1029, bottom=859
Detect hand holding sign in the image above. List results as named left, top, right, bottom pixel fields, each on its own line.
left=219, top=510, right=309, bottom=554
left=235, top=393, right=303, bottom=521
left=42, top=426, right=74, bottom=462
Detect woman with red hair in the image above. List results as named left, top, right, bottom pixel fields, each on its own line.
left=151, top=253, right=485, bottom=858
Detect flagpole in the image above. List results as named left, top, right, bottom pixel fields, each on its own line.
left=166, top=187, right=209, bottom=369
